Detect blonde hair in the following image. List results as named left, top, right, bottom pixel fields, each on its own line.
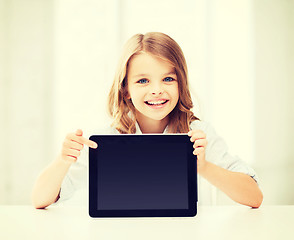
left=108, top=32, right=199, bottom=134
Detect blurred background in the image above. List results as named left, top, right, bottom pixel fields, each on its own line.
left=0, top=0, right=293, bottom=205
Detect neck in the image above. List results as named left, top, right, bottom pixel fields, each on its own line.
left=136, top=115, right=169, bottom=134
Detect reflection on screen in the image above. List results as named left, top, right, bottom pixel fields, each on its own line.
left=97, top=142, right=188, bottom=210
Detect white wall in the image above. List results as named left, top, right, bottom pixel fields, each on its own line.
left=52, top=0, right=119, bottom=151
left=0, top=0, right=54, bottom=204
left=253, top=0, right=294, bottom=205
left=0, top=0, right=8, bottom=203
left=1, top=0, right=293, bottom=205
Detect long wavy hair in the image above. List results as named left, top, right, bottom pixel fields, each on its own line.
left=108, top=32, right=199, bottom=134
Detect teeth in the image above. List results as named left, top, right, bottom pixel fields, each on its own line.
left=147, top=100, right=167, bottom=105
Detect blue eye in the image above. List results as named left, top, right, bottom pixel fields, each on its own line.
left=163, top=77, right=175, bottom=82
left=137, top=79, right=148, bottom=84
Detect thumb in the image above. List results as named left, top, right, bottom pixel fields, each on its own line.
left=75, top=129, right=83, bottom=136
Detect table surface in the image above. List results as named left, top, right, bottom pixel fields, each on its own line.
left=0, top=205, right=293, bottom=240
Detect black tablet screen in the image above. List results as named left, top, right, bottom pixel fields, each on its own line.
left=96, top=141, right=188, bottom=210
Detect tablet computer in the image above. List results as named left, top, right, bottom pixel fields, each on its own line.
left=89, top=134, right=197, bottom=217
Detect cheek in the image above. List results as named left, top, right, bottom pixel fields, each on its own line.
left=171, top=85, right=179, bottom=102
left=127, top=85, right=135, bottom=99
left=128, top=87, right=143, bottom=102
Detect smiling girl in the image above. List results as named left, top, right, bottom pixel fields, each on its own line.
left=32, top=32, right=263, bottom=209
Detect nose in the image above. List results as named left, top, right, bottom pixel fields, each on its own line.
left=150, top=82, right=163, bottom=96
left=152, top=91, right=162, bottom=95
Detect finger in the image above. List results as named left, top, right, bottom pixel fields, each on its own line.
left=78, top=137, right=97, bottom=148
left=189, top=129, right=206, bottom=136
left=61, top=150, right=78, bottom=162
left=82, top=139, right=98, bottom=149
left=64, top=148, right=81, bottom=158
left=193, top=139, right=208, bottom=149
left=188, top=129, right=203, bottom=136
left=193, top=147, right=205, bottom=155
left=65, top=130, right=84, bottom=144
left=190, top=131, right=206, bottom=142
left=63, top=139, right=84, bottom=151
left=75, top=129, right=83, bottom=136
left=68, top=134, right=97, bottom=148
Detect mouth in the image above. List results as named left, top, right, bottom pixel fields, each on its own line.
left=144, top=99, right=169, bottom=109
left=144, top=99, right=169, bottom=106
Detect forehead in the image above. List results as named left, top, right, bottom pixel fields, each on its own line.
left=127, top=52, right=175, bottom=77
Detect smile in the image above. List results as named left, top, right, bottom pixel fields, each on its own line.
left=144, top=99, right=169, bottom=109
left=145, top=100, right=169, bottom=105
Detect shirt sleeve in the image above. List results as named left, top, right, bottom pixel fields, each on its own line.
left=190, top=120, right=259, bottom=184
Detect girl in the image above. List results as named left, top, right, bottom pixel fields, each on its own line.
left=31, top=32, right=263, bottom=209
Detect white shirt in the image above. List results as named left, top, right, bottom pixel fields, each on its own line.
left=58, top=120, right=259, bottom=206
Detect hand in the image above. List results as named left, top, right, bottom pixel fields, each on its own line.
left=188, top=129, right=208, bottom=174
left=60, top=129, right=98, bottom=163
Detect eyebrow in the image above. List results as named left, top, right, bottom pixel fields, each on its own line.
left=131, top=71, right=177, bottom=79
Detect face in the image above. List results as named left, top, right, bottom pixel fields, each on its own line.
left=126, top=52, right=179, bottom=124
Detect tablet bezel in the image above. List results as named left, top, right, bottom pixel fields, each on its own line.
left=89, top=134, right=197, bottom=218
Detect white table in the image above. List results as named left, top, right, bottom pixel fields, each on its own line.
left=0, top=205, right=293, bottom=240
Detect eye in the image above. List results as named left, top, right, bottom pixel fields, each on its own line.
left=163, top=77, right=175, bottom=82
left=137, top=78, right=149, bottom=84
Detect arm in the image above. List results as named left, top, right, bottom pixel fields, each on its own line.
left=188, top=130, right=263, bottom=208
left=200, top=161, right=263, bottom=208
left=31, top=155, right=71, bottom=209
left=31, top=129, right=97, bottom=209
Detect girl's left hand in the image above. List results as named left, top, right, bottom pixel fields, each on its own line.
left=188, top=129, right=208, bottom=174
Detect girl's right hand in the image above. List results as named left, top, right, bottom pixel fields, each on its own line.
left=60, top=129, right=98, bottom=163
